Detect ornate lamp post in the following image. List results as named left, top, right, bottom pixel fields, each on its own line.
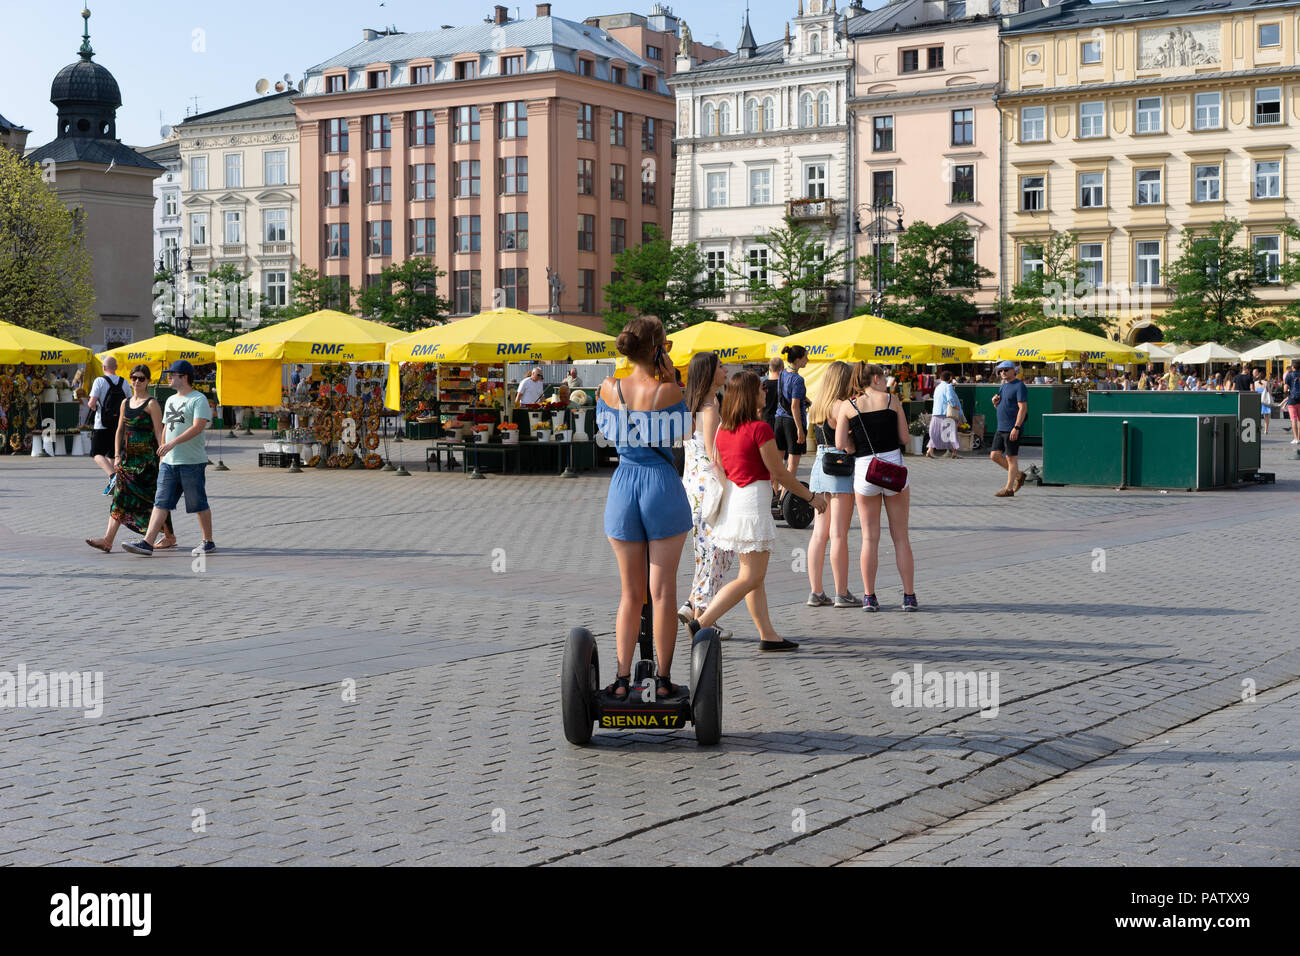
left=856, top=201, right=904, bottom=316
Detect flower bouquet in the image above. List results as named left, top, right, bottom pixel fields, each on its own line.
left=473, top=422, right=492, bottom=444
left=499, top=422, right=520, bottom=444
left=532, top=422, right=552, bottom=441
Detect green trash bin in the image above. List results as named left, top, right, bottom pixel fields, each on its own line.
left=1043, top=412, right=1238, bottom=490
left=953, top=383, right=1071, bottom=446
left=1085, top=390, right=1260, bottom=478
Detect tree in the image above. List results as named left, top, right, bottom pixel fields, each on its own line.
left=1162, top=219, right=1259, bottom=344
left=264, top=266, right=354, bottom=322
left=997, top=230, right=1112, bottom=337
left=602, top=225, right=716, bottom=335
left=0, top=147, right=95, bottom=341
left=1269, top=224, right=1300, bottom=341
left=189, top=263, right=260, bottom=344
left=354, top=258, right=451, bottom=332
left=857, top=219, right=992, bottom=336
left=727, top=219, right=847, bottom=334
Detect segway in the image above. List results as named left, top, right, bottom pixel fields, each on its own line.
left=771, top=481, right=814, bottom=530
left=561, top=598, right=722, bottom=747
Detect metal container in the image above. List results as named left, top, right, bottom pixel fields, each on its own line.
left=1085, top=390, right=1261, bottom=478
left=1043, top=412, right=1238, bottom=490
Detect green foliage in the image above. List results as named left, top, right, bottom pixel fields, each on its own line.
left=0, top=148, right=95, bottom=341
left=727, top=220, right=846, bottom=334
left=858, top=219, right=991, bottom=336
left=262, top=266, right=354, bottom=322
left=602, top=225, right=716, bottom=335
left=1162, top=219, right=1259, bottom=344
left=187, top=264, right=261, bottom=344
left=997, top=231, right=1111, bottom=337
left=354, top=259, right=451, bottom=332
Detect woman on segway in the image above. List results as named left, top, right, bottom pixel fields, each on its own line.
left=596, top=317, right=693, bottom=701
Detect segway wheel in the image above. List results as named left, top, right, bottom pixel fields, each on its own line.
left=782, top=482, right=814, bottom=530
left=561, top=627, right=599, bottom=745
left=689, top=627, right=722, bottom=746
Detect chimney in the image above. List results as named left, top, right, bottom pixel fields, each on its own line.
left=362, top=28, right=378, bottom=41
left=495, top=4, right=510, bottom=24
left=537, top=3, right=552, bottom=16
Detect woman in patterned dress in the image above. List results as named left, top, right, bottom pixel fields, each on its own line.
left=85, top=366, right=176, bottom=553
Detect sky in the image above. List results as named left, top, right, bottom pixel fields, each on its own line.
left=1, top=0, right=856, bottom=150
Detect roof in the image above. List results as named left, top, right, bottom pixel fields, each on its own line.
left=0, top=112, right=29, bottom=133
left=50, top=57, right=121, bottom=109
left=847, top=0, right=993, bottom=38
left=24, top=137, right=164, bottom=171
left=137, top=140, right=180, bottom=163
left=687, top=38, right=788, bottom=74
left=180, top=90, right=298, bottom=127
left=1003, top=0, right=1300, bottom=35
left=996, top=61, right=1300, bottom=96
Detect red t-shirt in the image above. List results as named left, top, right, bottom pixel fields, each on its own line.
left=714, top=419, right=775, bottom=487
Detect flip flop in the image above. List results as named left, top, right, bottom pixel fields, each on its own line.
left=85, top=538, right=111, bottom=553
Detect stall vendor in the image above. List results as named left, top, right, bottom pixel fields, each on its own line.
left=516, top=367, right=546, bottom=405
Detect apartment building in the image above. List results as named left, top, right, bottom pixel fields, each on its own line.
left=139, top=139, right=183, bottom=275
left=583, top=4, right=730, bottom=77
left=1000, top=0, right=1300, bottom=342
left=0, top=112, right=30, bottom=154
left=296, top=4, right=677, bottom=331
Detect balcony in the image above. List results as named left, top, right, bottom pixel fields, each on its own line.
left=786, top=197, right=840, bottom=227
left=260, top=242, right=292, bottom=256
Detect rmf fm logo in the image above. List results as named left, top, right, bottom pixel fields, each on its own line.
left=311, top=344, right=349, bottom=356
left=496, top=342, right=537, bottom=357
left=41, top=351, right=64, bottom=361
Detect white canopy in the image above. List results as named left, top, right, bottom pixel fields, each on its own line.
left=1239, top=339, right=1300, bottom=362
left=1135, top=342, right=1176, bottom=361
left=1177, top=342, right=1242, bottom=364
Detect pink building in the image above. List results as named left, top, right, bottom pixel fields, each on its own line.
left=296, top=4, right=681, bottom=331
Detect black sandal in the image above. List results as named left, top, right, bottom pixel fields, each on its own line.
left=656, top=674, right=678, bottom=698
left=606, top=674, right=631, bottom=699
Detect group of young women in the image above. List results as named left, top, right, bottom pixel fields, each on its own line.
left=595, top=316, right=917, bottom=701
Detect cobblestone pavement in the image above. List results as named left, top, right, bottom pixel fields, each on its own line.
left=1, top=431, right=1297, bottom=866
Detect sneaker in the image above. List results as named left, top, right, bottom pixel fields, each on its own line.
left=200, top=540, right=216, bottom=553
left=677, top=602, right=694, bottom=625
left=806, top=591, right=833, bottom=607
left=902, top=594, right=919, bottom=612
left=862, top=594, right=880, bottom=612
left=834, top=592, right=863, bottom=608
left=1292, top=438, right=1300, bottom=444
left=122, top=540, right=154, bottom=556
left=714, top=625, right=733, bottom=641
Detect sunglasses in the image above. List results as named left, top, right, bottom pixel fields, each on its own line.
left=130, top=376, right=147, bottom=382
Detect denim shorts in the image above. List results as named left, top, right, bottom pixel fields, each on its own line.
left=155, top=462, right=210, bottom=514
left=604, top=462, right=692, bottom=542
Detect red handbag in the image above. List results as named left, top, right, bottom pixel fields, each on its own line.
left=850, top=397, right=909, bottom=492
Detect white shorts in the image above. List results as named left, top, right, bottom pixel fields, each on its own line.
left=710, top=480, right=777, bottom=554
left=854, top=448, right=909, bottom=497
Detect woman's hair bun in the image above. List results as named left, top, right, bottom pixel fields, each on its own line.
left=616, top=316, right=662, bottom=365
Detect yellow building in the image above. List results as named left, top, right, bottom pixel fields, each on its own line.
left=999, top=0, right=1300, bottom=343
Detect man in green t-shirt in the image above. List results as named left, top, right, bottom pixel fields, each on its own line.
left=123, top=361, right=215, bottom=556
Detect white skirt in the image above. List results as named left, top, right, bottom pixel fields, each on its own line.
left=854, top=448, right=909, bottom=497
left=711, top=479, right=777, bottom=554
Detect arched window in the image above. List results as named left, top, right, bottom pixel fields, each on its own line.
left=800, top=93, right=815, bottom=128
left=809, top=32, right=821, bottom=54
left=745, top=98, right=760, bottom=133
left=762, top=96, right=776, bottom=131
left=718, top=101, right=731, bottom=135
left=817, top=91, right=831, bottom=126
left=702, top=103, right=716, bottom=136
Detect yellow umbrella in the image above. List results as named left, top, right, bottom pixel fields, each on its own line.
left=972, top=326, right=1140, bottom=364
left=384, top=308, right=616, bottom=409
left=0, top=321, right=93, bottom=365
left=769, top=314, right=955, bottom=365
left=216, top=310, right=405, bottom=406
left=910, top=327, right=977, bottom=363
left=99, top=334, right=215, bottom=382
left=615, top=321, right=779, bottom=375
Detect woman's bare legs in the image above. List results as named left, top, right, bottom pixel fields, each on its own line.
left=807, top=507, right=830, bottom=595
left=647, top=531, right=687, bottom=676
left=740, top=555, right=780, bottom=642
left=882, top=488, right=915, bottom=593
left=856, top=494, right=883, bottom=596
left=608, top=539, right=648, bottom=684
left=828, top=492, right=853, bottom=596
left=696, top=550, right=770, bottom=637
left=608, top=533, right=687, bottom=684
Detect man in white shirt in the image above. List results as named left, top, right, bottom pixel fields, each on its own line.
left=87, top=356, right=127, bottom=490
left=516, top=367, right=546, bottom=406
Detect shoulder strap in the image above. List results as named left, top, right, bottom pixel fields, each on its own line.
left=615, top=377, right=626, bottom=411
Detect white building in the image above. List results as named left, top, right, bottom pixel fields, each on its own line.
left=670, top=0, right=854, bottom=324
left=139, top=138, right=182, bottom=276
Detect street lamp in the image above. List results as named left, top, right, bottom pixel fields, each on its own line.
left=856, top=200, right=904, bottom=316
left=174, top=250, right=193, bottom=336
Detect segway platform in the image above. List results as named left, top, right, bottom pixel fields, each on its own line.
left=595, top=683, right=691, bottom=730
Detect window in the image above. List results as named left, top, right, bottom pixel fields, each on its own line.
left=1081, top=40, right=1101, bottom=65
left=952, top=164, right=974, bottom=203
left=325, top=170, right=349, bottom=206
left=609, top=66, right=624, bottom=85
left=577, top=104, right=594, bottom=140
left=804, top=163, right=827, bottom=199
left=643, top=73, right=657, bottom=91
left=410, top=219, right=435, bottom=255
left=368, top=69, right=388, bottom=89
left=1079, top=101, right=1105, bottom=138
left=325, top=223, right=349, bottom=258
left=223, top=210, right=241, bottom=244
left=706, top=170, right=727, bottom=208
left=610, top=163, right=625, bottom=200
left=410, top=164, right=434, bottom=201
left=1020, top=175, right=1045, bottom=211
left=642, top=178, right=656, bottom=205
left=951, top=108, right=973, bottom=146
left=502, top=55, right=524, bottom=75
left=455, top=60, right=478, bottom=80
left=643, top=117, right=656, bottom=151
left=1079, top=171, right=1104, bottom=208
left=578, top=214, right=595, bottom=252
left=579, top=270, right=596, bottom=313
left=191, top=155, right=207, bottom=190
left=326, top=74, right=346, bottom=93
left=928, top=46, right=943, bottom=70
left=718, top=102, right=731, bottom=135
left=901, top=49, right=920, bottom=73
left=262, top=271, right=288, bottom=308
left=499, top=212, right=528, bottom=251
left=1254, top=160, right=1281, bottom=199
left=762, top=97, right=775, bottom=131
left=263, top=208, right=288, bottom=242
left=1136, top=97, right=1162, bottom=134
left=1021, top=243, right=1044, bottom=279
left=408, top=110, right=435, bottom=147
left=325, top=118, right=349, bottom=153
left=454, top=106, right=480, bottom=142
left=746, top=247, right=769, bottom=286
left=818, top=92, right=830, bottom=126
left=873, top=115, right=894, bottom=152
left=368, top=114, right=391, bottom=150
left=1078, top=243, right=1103, bottom=287
left=745, top=98, right=760, bottom=133
left=1136, top=169, right=1161, bottom=205
left=749, top=167, right=771, bottom=205
left=411, top=65, right=432, bottom=85
left=1255, top=235, right=1281, bottom=281
left=1021, top=106, right=1046, bottom=142
left=702, top=104, right=716, bottom=136
left=578, top=158, right=594, bottom=195
left=1194, top=164, right=1220, bottom=202
left=367, top=220, right=392, bottom=256
left=1136, top=241, right=1161, bottom=287
left=800, top=93, right=816, bottom=128
left=1254, top=87, right=1282, bottom=126
left=498, top=268, right=528, bottom=309
left=325, top=275, right=350, bottom=310
left=224, top=153, right=242, bottom=188
left=499, top=101, right=527, bottom=138
left=646, top=45, right=662, bottom=60
left=455, top=160, right=481, bottom=198
left=704, top=250, right=727, bottom=288
left=1194, top=91, right=1220, bottom=130
left=950, top=238, right=976, bottom=286
left=366, top=166, right=391, bottom=203
left=454, top=216, right=480, bottom=253
left=163, top=191, right=178, bottom=217
left=611, top=218, right=626, bottom=255
left=579, top=57, right=595, bottom=77
left=872, top=169, right=894, bottom=205
left=610, top=111, right=626, bottom=146
left=454, top=270, right=481, bottom=314
left=641, top=223, right=656, bottom=244
left=499, top=157, right=527, bottom=194
left=947, top=0, right=966, bottom=17
left=190, top=212, right=207, bottom=245
left=1259, top=23, right=1281, bottom=48
left=264, top=150, right=287, bottom=186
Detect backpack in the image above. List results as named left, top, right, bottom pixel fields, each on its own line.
left=99, top=376, right=127, bottom=432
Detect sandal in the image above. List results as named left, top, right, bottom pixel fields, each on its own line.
left=656, top=674, right=678, bottom=699
left=85, top=538, right=111, bottom=554
left=155, top=536, right=178, bottom=551
left=606, top=673, right=631, bottom=699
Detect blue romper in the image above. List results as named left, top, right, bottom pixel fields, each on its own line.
left=597, top=383, right=693, bottom=542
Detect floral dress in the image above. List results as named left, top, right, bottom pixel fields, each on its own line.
left=682, top=409, right=733, bottom=611
left=110, top=399, right=173, bottom=536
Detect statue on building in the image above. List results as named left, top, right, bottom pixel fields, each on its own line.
left=678, top=20, right=692, bottom=58
left=547, top=267, right=565, bottom=314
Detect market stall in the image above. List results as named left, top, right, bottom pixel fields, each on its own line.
left=614, top=321, right=780, bottom=378
left=0, top=322, right=93, bottom=456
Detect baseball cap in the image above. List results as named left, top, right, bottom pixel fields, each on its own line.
left=995, top=361, right=1017, bottom=371
left=167, top=359, right=196, bottom=379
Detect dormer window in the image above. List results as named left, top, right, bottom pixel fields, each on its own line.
left=367, top=69, right=388, bottom=89
left=612, top=66, right=625, bottom=84
left=502, top=55, right=524, bottom=75
left=455, top=59, right=478, bottom=80
left=326, top=74, right=346, bottom=93
left=579, top=58, right=594, bottom=77
left=411, top=65, right=432, bottom=84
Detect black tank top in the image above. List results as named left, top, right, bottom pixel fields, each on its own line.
left=848, top=398, right=901, bottom=457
